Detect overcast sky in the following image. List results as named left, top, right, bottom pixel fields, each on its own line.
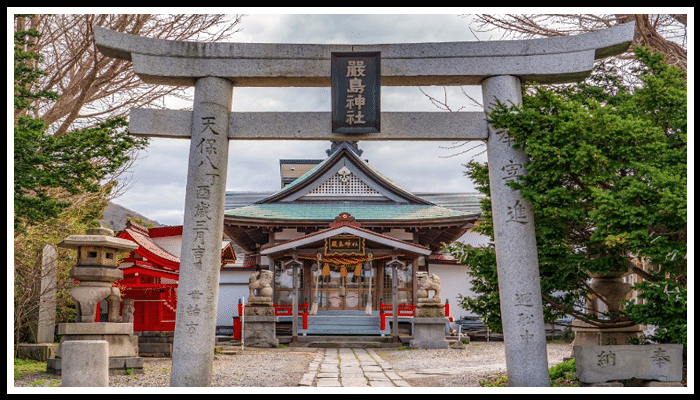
left=113, top=12, right=498, bottom=226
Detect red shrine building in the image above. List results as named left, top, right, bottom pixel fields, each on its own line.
left=115, top=223, right=236, bottom=332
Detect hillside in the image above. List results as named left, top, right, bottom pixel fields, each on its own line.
left=100, top=202, right=161, bottom=231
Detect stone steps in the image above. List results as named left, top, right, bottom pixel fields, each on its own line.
left=301, top=315, right=387, bottom=335
left=290, top=335, right=401, bottom=348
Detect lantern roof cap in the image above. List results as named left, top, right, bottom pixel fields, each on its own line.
left=58, top=228, right=139, bottom=251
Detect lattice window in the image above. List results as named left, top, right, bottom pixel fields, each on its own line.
left=306, top=169, right=382, bottom=197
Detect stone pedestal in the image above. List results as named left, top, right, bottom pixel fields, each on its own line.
left=243, top=316, right=279, bottom=348
left=245, top=297, right=275, bottom=316
left=411, top=317, right=449, bottom=349
left=414, top=298, right=445, bottom=318
left=136, top=331, right=174, bottom=357
left=574, top=344, right=684, bottom=384
left=572, top=320, right=645, bottom=347
left=243, top=297, right=278, bottom=347
left=47, top=322, right=142, bottom=375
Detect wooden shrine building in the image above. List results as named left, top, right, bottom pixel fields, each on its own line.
left=223, top=142, right=481, bottom=336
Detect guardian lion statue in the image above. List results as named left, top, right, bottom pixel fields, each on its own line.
left=416, top=271, right=441, bottom=300
left=248, top=270, right=273, bottom=299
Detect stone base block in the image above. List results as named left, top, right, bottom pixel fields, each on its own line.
left=244, top=315, right=278, bottom=348
left=138, top=342, right=172, bottom=357
left=61, top=340, right=109, bottom=387
left=574, top=344, right=683, bottom=384
left=572, top=320, right=645, bottom=347
left=58, top=333, right=138, bottom=358
left=17, top=343, right=59, bottom=362
left=136, top=330, right=175, bottom=343
left=48, top=356, right=144, bottom=375
left=136, top=331, right=174, bottom=357
left=245, top=303, right=275, bottom=316
left=57, top=323, right=138, bottom=358
left=410, top=317, right=449, bottom=349
left=59, top=322, right=133, bottom=335
left=414, top=302, right=446, bottom=318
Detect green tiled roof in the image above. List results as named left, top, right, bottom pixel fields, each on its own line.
left=225, top=203, right=475, bottom=221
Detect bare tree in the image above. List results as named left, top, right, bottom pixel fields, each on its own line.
left=14, top=14, right=243, bottom=136
left=432, top=14, right=687, bottom=161
left=468, top=14, right=687, bottom=71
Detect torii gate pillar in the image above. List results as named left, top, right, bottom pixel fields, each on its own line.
left=483, top=75, right=549, bottom=386
left=170, top=77, right=232, bottom=387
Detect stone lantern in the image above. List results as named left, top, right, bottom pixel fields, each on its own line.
left=572, top=261, right=645, bottom=348
left=59, top=227, right=138, bottom=322
left=46, top=227, right=143, bottom=375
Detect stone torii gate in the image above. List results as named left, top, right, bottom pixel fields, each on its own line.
left=94, top=22, right=634, bottom=387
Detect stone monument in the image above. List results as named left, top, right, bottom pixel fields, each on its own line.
left=244, top=270, right=279, bottom=347
left=46, top=227, right=143, bottom=375
left=18, top=244, right=59, bottom=361
left=410, top=271, right=449, bottom=349
left=574, top=344, right=684, bottom=386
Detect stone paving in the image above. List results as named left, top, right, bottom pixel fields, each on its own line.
left=299, top=348, right=410, bottom=387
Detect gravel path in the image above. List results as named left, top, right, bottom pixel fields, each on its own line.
left=378, top=342, right=572, bottom=387
left=14, top=342, right=573, bottom=388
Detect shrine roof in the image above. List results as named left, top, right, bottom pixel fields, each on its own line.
left=260, top=213, right=432, bottom=256
left=225, top=203, right=475, bottom=223
left=121, top=261, right=179, bottom=281
left=255, top=143, right=431, bottom=206
left=118, top=221, right=180, bottom=270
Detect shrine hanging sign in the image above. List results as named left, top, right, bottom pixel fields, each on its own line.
left=324, top=234, right=366, bottom=256
left=331, top=52, right=381, bottom=134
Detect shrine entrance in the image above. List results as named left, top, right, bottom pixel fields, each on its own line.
left=263, top=213, right=428, bottom=318
left=309, top=259, right=413, bottom=312
left=314, top=264, right=373, bottom=311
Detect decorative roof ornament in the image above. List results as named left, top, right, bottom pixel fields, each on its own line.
left=329, top=212, right=361, bottom=228
left=326, top=140, right=363, bottom=157
left=337, top=166, right=352, bottom=188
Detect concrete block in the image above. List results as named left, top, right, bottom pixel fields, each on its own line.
left=410, top=317, right=449, bottom=349
left=138, top=342, right=172, bottom=355
left=61, top=340, right=109, bottom=387
left=17, top=343, right=59, bottom=362
left=574, top=344, right=684, bottom=384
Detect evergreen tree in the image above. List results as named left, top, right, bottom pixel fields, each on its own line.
left=446, top=48, right=686, bottom=345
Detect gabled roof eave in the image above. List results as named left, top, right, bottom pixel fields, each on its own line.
left=260, top=224, right=432, bottom=256
left=256, top=146, right=431, bottom=205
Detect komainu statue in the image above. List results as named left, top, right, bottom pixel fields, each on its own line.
left=248, top=270, right=273, bottom=299
left=416, top=271, right=441, bottom=300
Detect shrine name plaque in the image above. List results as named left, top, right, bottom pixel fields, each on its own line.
left=331, top=52, right=381, bottom=134
left=325, top=234, right=365, bottom=256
